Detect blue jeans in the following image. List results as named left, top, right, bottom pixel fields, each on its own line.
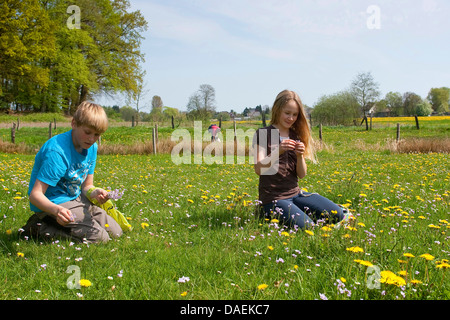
left=262, top=192, right=344, bottom=229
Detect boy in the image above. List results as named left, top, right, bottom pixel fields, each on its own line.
left=22, top=102, right=123, bottom=243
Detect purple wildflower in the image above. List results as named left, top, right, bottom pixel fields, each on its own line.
left=108, top=189, right=124, bottom=200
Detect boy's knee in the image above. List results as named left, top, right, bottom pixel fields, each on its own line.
left=86, top=228, right=111, bottom=244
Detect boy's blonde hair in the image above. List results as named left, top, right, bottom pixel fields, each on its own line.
left=73, top=101, right=108, bottom=133
left=271, top=90, right=316, bottom=163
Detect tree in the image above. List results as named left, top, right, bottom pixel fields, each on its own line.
left=384, top=92, right=403, bottom=116
left=150, top=95, right=164, bottom=122
left=415, top=100, right=433, bottom=116
left=163, top=106, right=179, bottom=118
left=403, top=92, right=422, bottom=116
left=187, top=84, right=216, bottom=121
left=128, top=70, right=149, bottom=123
left=311, top=90, right=360, bottom=126
left=0, top=0, right=148, bottom=113
left=0, top=0, right=56, bottom=111
left=427, top=87, right=450, bottom=114
left=119, top=105, right=135, bottom=121
left=350, top=72, right=381, bottom=116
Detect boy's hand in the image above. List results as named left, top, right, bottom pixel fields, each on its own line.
left=54, top=206, right=74, bottom=226
left=89, top=188, right=109, bottom=205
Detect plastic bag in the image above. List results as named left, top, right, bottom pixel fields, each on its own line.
left=87, top=187, right=132, bottom=232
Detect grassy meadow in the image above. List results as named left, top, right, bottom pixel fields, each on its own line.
left=0, top=116, right=449, bottom=300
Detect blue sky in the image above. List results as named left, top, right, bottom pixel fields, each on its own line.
left=97, top=0, right=450, bottom=113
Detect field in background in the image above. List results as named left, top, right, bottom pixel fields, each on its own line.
left=1, top=116, right=449, bottom=155
left=0, top=116, right=449, bottom=300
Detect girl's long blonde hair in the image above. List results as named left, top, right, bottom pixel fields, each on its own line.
left=270, top=90, right=316, bottom=163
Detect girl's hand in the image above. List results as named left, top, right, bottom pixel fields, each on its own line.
left=279, top=139, right=296, bottom=154
left=294, top=141, right=305, bottom=157
left=89, top=188, right=109, bottom=205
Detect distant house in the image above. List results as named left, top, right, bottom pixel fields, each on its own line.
left=368, top=103, right=391, bottom=117
left=247, top=109, right=261, bottom=118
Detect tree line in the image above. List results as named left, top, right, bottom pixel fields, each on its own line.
left=311, top=72, right=450, bottom=126
left=0, top=0, right=147, bottom=114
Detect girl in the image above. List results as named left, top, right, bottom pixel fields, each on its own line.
left=254, top=90, right=350, bottom=229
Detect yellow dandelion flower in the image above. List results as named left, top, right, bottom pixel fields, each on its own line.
left=17, top=252, right=24, bottom=258
left=79, top=279, right=92, bottom=287
left=410, top=279, right=423, bottom=285
left=267, top=246, right=274, bottom=251
left=141, top=222, right=149, bottom=229
left=354, top=259, right=373, bottom=267
left=270, top=219, right=279, bottom=223
left=380, top=270, right=406, bottom=287
left=181, top=291, right=188, bottom=297
left=280, top=231, right=290, bottom=237
left=257, top=284, right=268, bottom=290
left=346, top=246, right=364, bottom=253
left=187, top=199, right=194, bottom=203
left=403, top=253, right=415, bottom=258
left=305, top=230, right=314, bottom=236
left=419, top=253, right=435, bottom=261
left=436, top=263, right=450, bottom=269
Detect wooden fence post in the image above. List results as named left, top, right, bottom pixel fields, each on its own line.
left=132, top=116, right=135, bottom=127
left=152, top=127, right=157, bottom=155
left=415, top=115, right=420, bottom=130
left=11, top=123, right=16, bottom=144
left=48, top=122, right=52, bottom=140
left=319, top=124, right=323, bottom=142
left=396, top=123, right=400, bottom=142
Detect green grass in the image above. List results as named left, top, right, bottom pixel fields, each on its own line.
left=0, top=119, right=449, bottom=300
left=0, top=113, right=68, bottom=124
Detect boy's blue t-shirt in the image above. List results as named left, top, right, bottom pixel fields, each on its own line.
left=28, top=129, right=97, bottom=212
